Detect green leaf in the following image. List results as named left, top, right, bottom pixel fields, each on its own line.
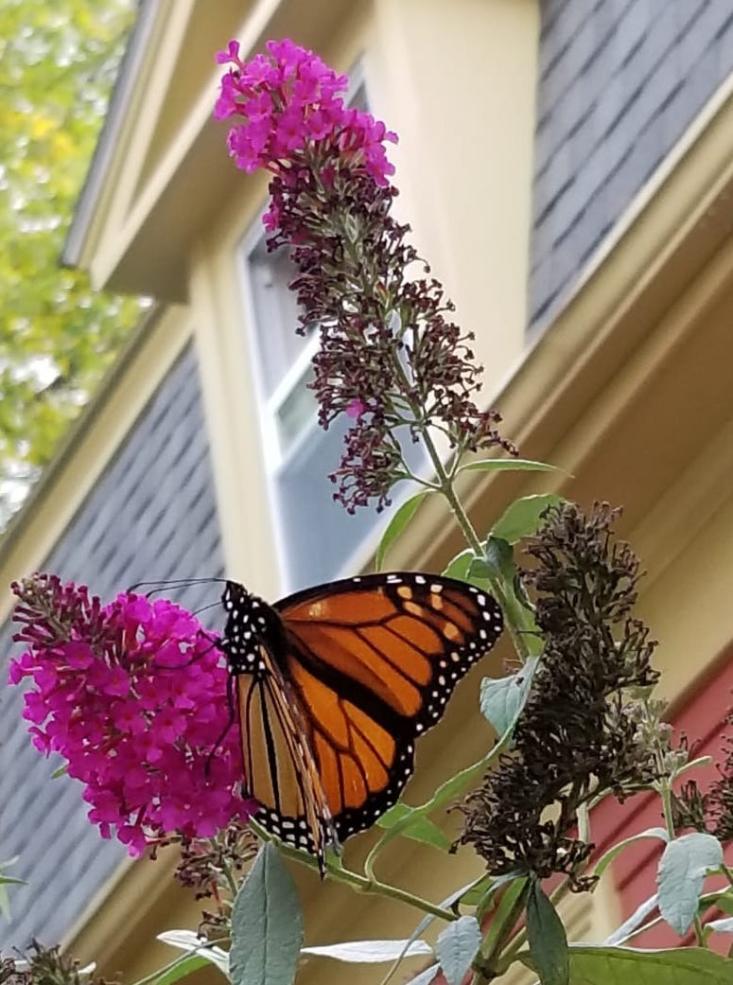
left=375, top=803, right=451, bottom=852
left=491, top=494, right=565, bottom=544
left=442, top=549, right=474, bottom=581
left=51, top=763, right=69, bottom=779
left=479, top=660, right=537, bottom=736
left=483, top=536, right=515, bottom=580
left=301, top=940, right=432, bottom=963
left=458, top=458, right=564, bottom=476
left=458, top=874, right=495, bottom=908
left=521, top=945, right=733, bottom=983
left=436, top=916, right=481, bottom=985
left=593, top=828, right=668, bottom=880
left=526, top=881, right=569, bottom=985
left=0, top=885, right=9, bottom=921
left=146, top=954, right=213, bottom=985
left=657, top=833, right=724, bottom=935
left=230, top=843, right=303, bottom=985
left=0, top=857, right=24, bottom=920
left=375, top=491, right=434, bottom=570
left=157, top=931, right=229, bottom=977
left=468, top=557, right=492, bottom=580
left=714, top=891, right=733, bottom=917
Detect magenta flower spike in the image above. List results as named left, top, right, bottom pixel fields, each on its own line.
left=9, top=574, right=255, bottom=855
left=215, top=37, right=396, bottom=185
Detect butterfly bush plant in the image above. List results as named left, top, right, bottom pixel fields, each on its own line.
left=5, top=35, right=733, bottom=985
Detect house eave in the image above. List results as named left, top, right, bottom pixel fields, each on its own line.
left=62, top=0, right=160, bottom=269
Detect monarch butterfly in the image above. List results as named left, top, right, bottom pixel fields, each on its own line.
left=219, top=572, right=503, bottom=867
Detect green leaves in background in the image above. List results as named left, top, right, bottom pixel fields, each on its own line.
left=230, top=843, right=303, bottom=985
left=0, top=0, right=143, bottom=525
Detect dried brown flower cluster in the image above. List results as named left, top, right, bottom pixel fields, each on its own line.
left=173, top=821, right=258, bottom=937
left=673, top=718, right=733, bottom=842
left=462, top=502, right=660, bottom=890
left=0, top=944, right=116, bottom=985
left=266, top=151, right=513, bottom=512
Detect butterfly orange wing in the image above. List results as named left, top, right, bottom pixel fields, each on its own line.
left=273, top=572, right=503, bottom=842
left=236, top=646, right=336, bottom=864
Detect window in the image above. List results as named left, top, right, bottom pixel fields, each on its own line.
left=242, top=71, right=384, bottom=591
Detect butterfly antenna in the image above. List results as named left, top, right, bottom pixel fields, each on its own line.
left=191, top=601, right=224, bottom=619
left=205, top=672, right=237, bottom=779
left=126, top=577, right=228, bottom=597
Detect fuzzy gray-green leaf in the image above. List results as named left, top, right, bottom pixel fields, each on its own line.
left=436, top=916, right=481, bottom=985
left=230, top=843, right=303, bottom=985
left=657, top=833, right=723, bottom=935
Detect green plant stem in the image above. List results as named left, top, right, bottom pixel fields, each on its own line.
left=404, top=389, right=537, bottom=663
left=693, top=913, right=706, bottom=947
left=660, top=782, right=676, bottom=839
left=251, top=821, right=456, bottom=922
left=218, top=857, right=239, bottom=900
left=471, top=879, right=528, bottom=984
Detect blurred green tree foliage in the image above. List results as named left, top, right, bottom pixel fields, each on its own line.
left=0, top=0, right=142, bottom=525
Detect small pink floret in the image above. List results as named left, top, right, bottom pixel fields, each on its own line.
left=346, top=398, right=367, bottom=420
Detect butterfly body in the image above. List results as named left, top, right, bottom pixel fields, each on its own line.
left=219, top=572, right=503, bottom=866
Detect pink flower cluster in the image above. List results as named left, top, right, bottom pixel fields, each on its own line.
left=214, top=38, right=397, bottom=188
left=9, top=574, right=253, bottom=855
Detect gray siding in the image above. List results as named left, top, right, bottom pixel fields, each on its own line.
left=531, top=0, right=733, bottom=327
left=0, top=342, right=224, bottom=949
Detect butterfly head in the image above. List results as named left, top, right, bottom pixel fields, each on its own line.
left=221, top=581, right=279, bottom=675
